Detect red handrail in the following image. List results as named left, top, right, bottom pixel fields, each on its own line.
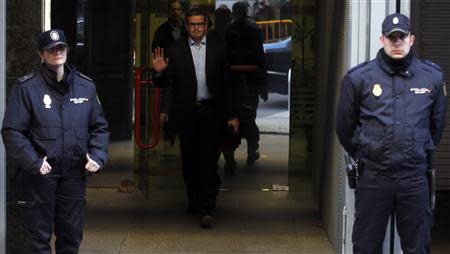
left=230, top=65, right=258, bottom=72
left=134, top=67, right=160, bottom=149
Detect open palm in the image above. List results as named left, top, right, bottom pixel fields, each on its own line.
left=152, top=47, right=169, bottom=73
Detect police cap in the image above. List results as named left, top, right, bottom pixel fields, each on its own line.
left=382, top=13, right=411, bottom=36
left=38, top=29, right=68, bottom=51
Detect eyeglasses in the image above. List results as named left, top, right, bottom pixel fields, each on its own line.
left=188, top=22, right=206, bottom=28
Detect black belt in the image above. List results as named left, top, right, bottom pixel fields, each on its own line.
left=196, top=99, right=215, bottom=106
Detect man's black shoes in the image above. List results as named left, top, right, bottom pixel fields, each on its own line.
left=246, top=151, right=260, bottom=165
left=200, top=213, right=214, bottom=228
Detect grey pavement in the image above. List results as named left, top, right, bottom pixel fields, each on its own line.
left=257, top=92, right=289, bottom=134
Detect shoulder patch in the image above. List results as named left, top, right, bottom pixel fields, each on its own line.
left=77, top=72, right=94, bottom=82
left=347, top=61, right=369, bottom=74
left=423, top=60, right=442, bottom=72
left=18, top=72, right=36, bottom=84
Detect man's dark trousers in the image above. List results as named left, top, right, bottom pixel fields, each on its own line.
left=178, top=102, right=221, bottom=214
left=352, top=170, right=431, bottom=254
left=244, top=90, right=260, bottom=153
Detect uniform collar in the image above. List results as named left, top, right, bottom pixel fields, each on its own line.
left=40, top=63, right=75, bottom=94
left=376, top=48, right=415, bottom=77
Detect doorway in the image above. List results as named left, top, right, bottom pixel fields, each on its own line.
left=47, top=0, right=328, bottom=253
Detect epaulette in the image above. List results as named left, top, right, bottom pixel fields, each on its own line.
left=77, top=71, right=94, bottom=82
left=423, top=60, right=442, bottom=72
left=18, top=72, right=36, bottom=84
left=347, top=61, right=369, bottom=74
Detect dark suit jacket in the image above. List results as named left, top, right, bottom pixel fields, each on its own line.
left=154, top=36, right=236, bottom=132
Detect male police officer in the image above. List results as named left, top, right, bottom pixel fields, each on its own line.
left=335, top=14, right=446, bottom=254
left=2, top=29, right=109, bottom=253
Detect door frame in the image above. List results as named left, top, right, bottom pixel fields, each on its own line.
left=0, top=0, right=7, bottom=252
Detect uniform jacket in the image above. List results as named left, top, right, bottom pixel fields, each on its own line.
left=154, top=36, right=236, bottom=132
left=1, top=64, right=109, bottom=176
left=335, top=49, right=447, bottom=177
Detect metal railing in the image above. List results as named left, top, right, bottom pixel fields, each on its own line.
left=256, top=19, right=292, bottom=43
left=134, top=67, right=160, bottom=150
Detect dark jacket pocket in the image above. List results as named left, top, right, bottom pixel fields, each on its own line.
left=32, top=128, right=61, bottom=165
left=75, top=128, right=89, bottom=156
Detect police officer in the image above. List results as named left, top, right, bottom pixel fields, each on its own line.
left=1, top=29, right=109, bottom=253
left=335, top=14, right=446, bottom=253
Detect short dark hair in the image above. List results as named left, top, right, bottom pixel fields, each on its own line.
left=232, top=1, right=248, bottom=19
left=185, top=7, right=212, bottom=27
left=167, top=0, right=181, bottom=10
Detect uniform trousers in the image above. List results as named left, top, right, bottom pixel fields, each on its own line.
left=353, top=169, right=431, bottom=254
left=17, top=171, right=86, bottom=254
left=178, top=102, right=221, bottom=214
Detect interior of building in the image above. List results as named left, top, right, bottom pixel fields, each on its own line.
left=2, top=0, right=449, bottom=253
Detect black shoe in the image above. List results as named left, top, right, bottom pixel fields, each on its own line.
left=224, top=160, right=237, bottom=175
left=246, top=151, right=260, bottom=165
left=200, top=213, right=214, bottom=228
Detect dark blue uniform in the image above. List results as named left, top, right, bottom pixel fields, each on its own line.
left=336, top=49, right=446, bottom=253
left=2, top=64, right=109, bottom=253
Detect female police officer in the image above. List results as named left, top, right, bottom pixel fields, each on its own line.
left=2, top=29, right=109, bottom=253
left=336, top=14, right=446, bottom=253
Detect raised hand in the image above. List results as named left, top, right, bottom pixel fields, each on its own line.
left=152, top=47, right=169, bottom=73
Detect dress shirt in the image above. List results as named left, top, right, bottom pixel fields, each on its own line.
left=189, top=36, right=211, bottom=100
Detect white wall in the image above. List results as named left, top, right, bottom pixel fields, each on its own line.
left=42, top=0, right=51, bottom=31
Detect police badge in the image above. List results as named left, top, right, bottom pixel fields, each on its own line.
left=372, top=83, right=383, bottom=97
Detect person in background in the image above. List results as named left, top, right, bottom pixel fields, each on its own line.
left=151, top=0, right=186, bottom=53
left=1, top=29, right=109, bottom=253
left=152, top=0, right=187, bottom=128
left=208, top=4, right=232, bottom=41
left=335, top=13, right=446, bottom=253
left=223, top=1, right=268, bottom=173
left=253, top=0, right=274, bottom=21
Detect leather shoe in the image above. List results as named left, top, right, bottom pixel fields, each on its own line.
left=200, top=213, right=214, bottom=228
left=246, top=151, right=260, bottom=165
